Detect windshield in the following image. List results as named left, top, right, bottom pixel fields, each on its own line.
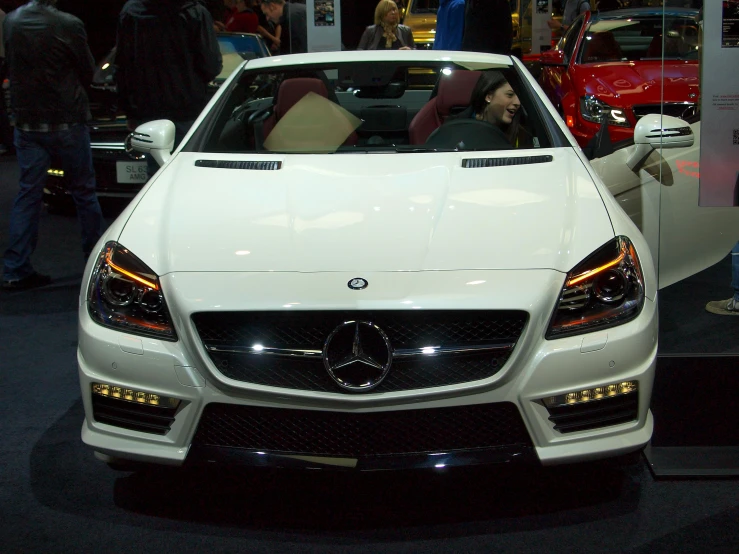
left=191, top=60, right=553, bottom=155
left=580, top=14, right=700, bottom=63
left=409, top=0, right=438, bottom=15
left=216, top=33, right=269, bottom=82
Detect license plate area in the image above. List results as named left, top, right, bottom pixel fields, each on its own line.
left=116, top=161, right=148, bottom=184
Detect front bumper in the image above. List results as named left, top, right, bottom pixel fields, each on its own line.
left=78, top=270, right=657, bottom=470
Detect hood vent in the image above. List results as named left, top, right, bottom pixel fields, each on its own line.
left=195, top=160, right=282, bottom=170
left=462, top=155, right=553, bottom=169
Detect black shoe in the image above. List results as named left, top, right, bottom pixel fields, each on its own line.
left=2, top=272, right=52, bottom=291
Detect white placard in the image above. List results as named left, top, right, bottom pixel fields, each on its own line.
left=306, top=0, right=342, bottom=53
left=531, top=0, right=553, bottom=54
left=699, top=1, right=739, bottom=206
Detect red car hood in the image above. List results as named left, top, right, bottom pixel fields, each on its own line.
left=574, top=61, right=699, bottom=106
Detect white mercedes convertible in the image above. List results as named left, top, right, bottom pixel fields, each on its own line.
left=77, top=50, right=724, bottom=471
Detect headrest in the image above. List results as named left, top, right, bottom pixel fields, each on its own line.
left=275, top=78, right=329, bottom=119
left=583, top=31, right=623, bottom=63
left=436, top=71, right=482, bottom=117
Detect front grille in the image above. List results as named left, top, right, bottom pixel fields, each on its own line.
left=191, top=402, right=532, bottom=457
left=545, top=393, right=639, bottom=434
left=192, top=310, right=527, bottom=393
left=632, top=103, right=697, bottom=120
left=92, top=395, right=178, bottom=435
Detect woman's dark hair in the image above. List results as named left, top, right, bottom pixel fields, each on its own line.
left=469, top=70, right=525, bottom=145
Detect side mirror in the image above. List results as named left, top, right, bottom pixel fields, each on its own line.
left=540, top=49, right=566, bottom=66
left=626, top=114, right=694, bottom=171
left=130, top=120, right=176, bottom=167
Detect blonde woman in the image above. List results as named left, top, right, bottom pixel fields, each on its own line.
left=357, top=0, right=415, bottom=50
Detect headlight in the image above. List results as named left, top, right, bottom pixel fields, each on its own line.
left=580, top=96, right=630, bottom=127
left=546, top=236, right=645, bottom=339
left=87, top=242, right=177, bottom=341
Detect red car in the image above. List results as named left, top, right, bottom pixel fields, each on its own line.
left=538, top=7, right=700, bottom=147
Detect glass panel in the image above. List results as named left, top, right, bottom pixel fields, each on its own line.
left=192, top=60, right=555, bottom=154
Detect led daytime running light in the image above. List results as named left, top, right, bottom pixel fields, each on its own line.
left=106, top=250, right=158, bottom=290
left=91, top=382, right=180, bottom=408
left=567, top=253, right=625, bottom=286
left=543, top=380, right=638, bottom=408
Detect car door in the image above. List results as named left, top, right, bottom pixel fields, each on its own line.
left=591, top=118, right=739, bottom=289
left=538, top=13, right=588, bottom=113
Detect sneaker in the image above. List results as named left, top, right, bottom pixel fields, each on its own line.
left=705, top=297, right=739, bottom=316
left=1, top=272, right=52, bottom=291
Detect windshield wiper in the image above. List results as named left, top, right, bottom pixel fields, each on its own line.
left=394, top=146, right=461, bottom=153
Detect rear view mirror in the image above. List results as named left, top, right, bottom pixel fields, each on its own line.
left=130, top=120, right=176, bottom=166
left=627, top=114, right=694, bottom=170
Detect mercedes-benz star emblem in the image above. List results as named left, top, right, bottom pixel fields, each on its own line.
left=348, top=278, right=368, bottom=290
left=323, top=321, right=392, bottom=391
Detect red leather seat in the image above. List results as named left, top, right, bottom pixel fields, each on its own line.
left=261, top=77, right=358, bottom=146
left=408, top=70, right=481, bottom=145
left=582, top=31, right=623, bottom=63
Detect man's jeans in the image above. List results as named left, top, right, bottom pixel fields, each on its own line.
left=3, top=124, right=104, bottom=281
left=732, top=241, right=739, bottom=301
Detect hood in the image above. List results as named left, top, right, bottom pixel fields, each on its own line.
left=118, top=150, right=615, bottom=275
left=576, top=61, right=700, bottom=106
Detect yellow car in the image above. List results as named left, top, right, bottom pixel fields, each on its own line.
left=402, top=0, right=524, bottom=53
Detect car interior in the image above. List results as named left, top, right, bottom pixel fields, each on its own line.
left=580, top=16, right=700, bottom=63
left=197, top=62, right=553, bottom=154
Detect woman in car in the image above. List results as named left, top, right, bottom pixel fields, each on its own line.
left=428, top=71, right=530, bottom=149
left=357, top=0, right=415, bottom=50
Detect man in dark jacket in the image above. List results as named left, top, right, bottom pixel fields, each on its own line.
left=2, top=0, right=104, bottom=290
left=461, top=0, right=513, bottom=55
left=433, top=0, right=465, bottom=51
left=261, top=0, right=307, bottom=54
left=116, top=0, right=222, bottom=175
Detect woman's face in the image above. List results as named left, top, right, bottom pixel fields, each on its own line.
left=484, top=83, right=521, bottom=127
left=383, top=2, right=399, bottom=25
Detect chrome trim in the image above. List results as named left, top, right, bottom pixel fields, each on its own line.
left=323, top=321, right=393, bottom=391
left=206, top=342, right=515, bottom=359
left=392, top=343, right=515, bottom=358
left=205, top=344, right=323, bottom=358
left=91, top=143, right=126, bottom=150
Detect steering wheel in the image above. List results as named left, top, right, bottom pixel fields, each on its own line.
left=425, top=118, right=511, bottom=151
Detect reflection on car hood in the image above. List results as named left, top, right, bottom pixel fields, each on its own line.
left=576, top=61, right=700, bottom=106
left=118, top=151, right=615, bottom=274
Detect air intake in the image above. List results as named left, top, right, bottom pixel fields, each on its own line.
left=195, top=160, right=282, bottom=170
left=462, top=155, right=553, bottom=168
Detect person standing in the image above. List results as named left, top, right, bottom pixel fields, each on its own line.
left=116, top=0, right=222, bottom=177
left=253, top=0, right=282, bottom=53
left=2, top=0, right=104, bottom=291
left=260, top=0, right=307, bottom=54
left=705, top=242, right=739, bottom=316
left=547, top=0, right=591, bottom=36
left=225, top=0, right=259, bottom=33
left=433, top=0, right=465, bottom=51
left=357, top=0, right=414, bottom=50
left=0, top=5, right=11, bottom=155
left=461, top=0, right=513, bottom=55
